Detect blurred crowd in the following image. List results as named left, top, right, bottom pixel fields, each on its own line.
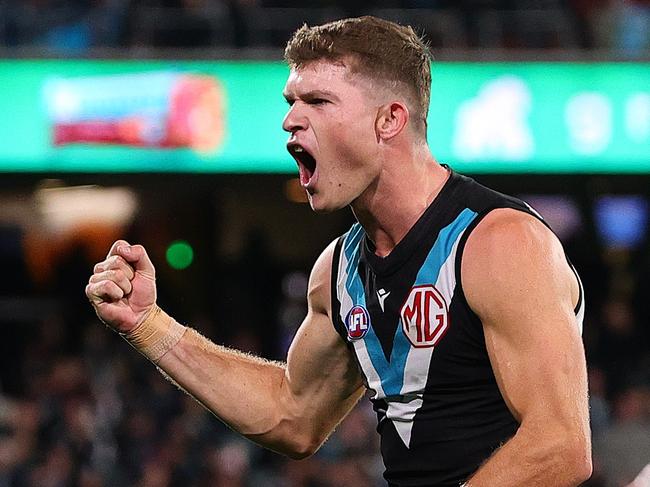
left=0, top=0, right=648, bottom=56
left=0, top=320, right=383, bottom=487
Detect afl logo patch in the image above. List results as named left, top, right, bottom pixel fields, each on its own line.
left=346, top=305, right=370, bottom=340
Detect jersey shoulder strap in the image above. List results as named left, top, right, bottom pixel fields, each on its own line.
left=329, top=224, right=365, bottom=344
left=330, top=234, right=347, bottom=342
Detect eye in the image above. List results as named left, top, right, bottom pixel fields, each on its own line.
left=309, top=98, right=328, bottom=105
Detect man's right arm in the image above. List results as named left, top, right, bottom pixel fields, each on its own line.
left=86, top=239, right=365, bottom=459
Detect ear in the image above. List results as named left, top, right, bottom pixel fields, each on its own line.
left=375, top=101, right=410, bottom=141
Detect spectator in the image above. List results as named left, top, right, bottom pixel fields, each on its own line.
left=593, top=386, right=650, bottom=486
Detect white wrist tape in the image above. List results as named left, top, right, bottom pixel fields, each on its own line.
left=122, top=306, right=187, bottom=363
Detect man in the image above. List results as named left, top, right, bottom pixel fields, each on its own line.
left=86, top=16, right=592, bottom=486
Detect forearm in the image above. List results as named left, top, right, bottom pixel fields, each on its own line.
left=126, top=309, right=309, bottom=457
left=158, top=329, right=288, bottom=434
left=465, top=424, right=592, bottom=486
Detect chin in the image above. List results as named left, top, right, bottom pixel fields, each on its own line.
left=308, top=193, right=345, bottom=213
left=309, top=201, right=337, bottom=214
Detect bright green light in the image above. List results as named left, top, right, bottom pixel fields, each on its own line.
left=166, top=240, right=194, bottom=270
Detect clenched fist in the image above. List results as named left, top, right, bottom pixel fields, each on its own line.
left=86, top=240, right=157, bottom=334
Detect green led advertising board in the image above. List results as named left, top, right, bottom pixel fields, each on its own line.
left=0, top=60, right=648, bottom=173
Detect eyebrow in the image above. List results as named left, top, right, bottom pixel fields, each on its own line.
left=283, top=90, right=339, bottom=103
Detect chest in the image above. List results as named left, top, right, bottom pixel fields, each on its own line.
left=335, top=243, right=464, bottom=401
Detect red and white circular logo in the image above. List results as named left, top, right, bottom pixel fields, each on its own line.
left=400, top=284, right=449, bottom=348
left=346, top=305, right=370, bottom=340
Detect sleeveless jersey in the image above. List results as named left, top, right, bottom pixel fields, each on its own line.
left=330, top=169, right=585, bottom=486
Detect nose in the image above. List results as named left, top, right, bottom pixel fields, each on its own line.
left=282, top=103, right=308, bottom=134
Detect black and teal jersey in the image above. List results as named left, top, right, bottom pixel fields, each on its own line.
left=330, top=169, right=585, bottom=486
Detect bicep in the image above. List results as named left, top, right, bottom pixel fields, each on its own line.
left=286, top=308, right=364, bottom=413
left=276, top=302, right=364, bottom=449
left=281, top=240, right=365, bottom=438
left=463, top=211, right=589, bottom=434
left=481, top=296, right=587, bottom=428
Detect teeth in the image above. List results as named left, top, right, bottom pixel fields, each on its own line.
left=294, top=147, right=303, bottom=153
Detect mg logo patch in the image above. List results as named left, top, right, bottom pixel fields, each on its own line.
left=346, top=305, right=370, bottom=340
left=400, top=285, right=448, bottom=348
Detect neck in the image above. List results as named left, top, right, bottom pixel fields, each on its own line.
left=351, top=145, right=450, bottom=257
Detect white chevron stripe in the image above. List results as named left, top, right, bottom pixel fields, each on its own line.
left=353, top=340, right=385, bottom=400
left=337, top=236, right=385, bottom=400
left=386, top=396, right=423, bottom=447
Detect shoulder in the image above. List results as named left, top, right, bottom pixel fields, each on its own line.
left=309, top=223, right=364, bottom=317
left=461, top=208, right=577, bottom=321
left=465, top=208, right=557, bottom=256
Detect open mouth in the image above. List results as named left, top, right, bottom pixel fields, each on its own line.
left=288, top=144, right=317, bottom=188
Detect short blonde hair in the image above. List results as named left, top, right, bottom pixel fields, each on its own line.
left=285, top=16, right=432, bottom=136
